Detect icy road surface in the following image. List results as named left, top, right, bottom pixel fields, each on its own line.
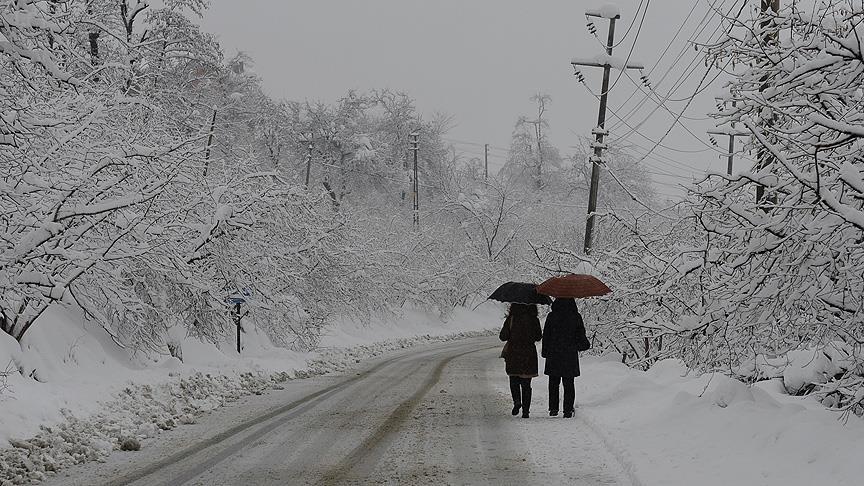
left=47, top=337, right=631, bottom=485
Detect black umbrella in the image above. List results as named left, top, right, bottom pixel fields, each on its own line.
left=488, top=282, right=552, bottom=305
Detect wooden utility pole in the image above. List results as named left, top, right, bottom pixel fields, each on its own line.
left=203, top=107, right=217, bottom=177
left=708, top=128, right=749, bottom=175
left=573, top=9, right=644, bottom=254
left=409, top=132, right=420, bottom=227
left=715, top=130, right=747, bottom=176
left=304, top=135, right=314, bottom=187
left=225, top=292, right=247, bottom=354
left=756, top=0, right=779, bottom=205
left=534, top=94, right=545, bottom=189
left=484, top=143, right=489, bottom=180
left=234, top=302, right=242, bottom=354
left=709, top=99, right=747, bottom=175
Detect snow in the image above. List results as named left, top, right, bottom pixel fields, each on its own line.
left=3, top=305, right=863, bottom=485
left=0, top=304, right=502, bottom=441
left=585, top=4, right=621, bottom=19
left=571, top=53, right=644, bottom=70
left=839, top=161, right=864, bottom=194
left=500, top=353, right=864, bottom=486
left=0, top=304, right=502, bottom=483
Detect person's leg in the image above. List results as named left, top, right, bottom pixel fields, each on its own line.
left=563, top=376, right=576, bottom=417
left=521, top=378, right=532, bottom=418
left=509, top=376, right=522, bottom=415
left=548, top=375, right=561, bottom=415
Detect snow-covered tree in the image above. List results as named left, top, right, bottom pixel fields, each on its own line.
left=502, top=94, right=563, bottom=190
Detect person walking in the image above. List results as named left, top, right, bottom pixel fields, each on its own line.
left=499, top=303, right=542, bottom=418
left=542, top=298, right=589, bottom=418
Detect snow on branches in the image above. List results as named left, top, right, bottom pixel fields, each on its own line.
left=1, top=0, right=493, bottom=356
left=701, top=1, right=864, bottom=406
left=544, top=1, right=864, bottom=415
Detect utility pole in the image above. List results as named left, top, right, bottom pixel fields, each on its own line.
left=534, top=93, right=545, bottom=189
left=203, top=107, right=217, bottom=177
left=708, top=128, right=749, bottom=175
left=224, top=290, right=248, bottom=354
left=756, top=0, right=779, bottom=205
left=484, top=143, right=489, bottom=180
left=536, top=119, right=543, bottom=189
left=304, top=133, right=313, bottom=187
left=708, top=99, right=748, bottom=176
left=573, top=9, right=644, bottom=254
left=409, top=131, right=420, bottom=227
left=234, top=302, right=242, bottom=354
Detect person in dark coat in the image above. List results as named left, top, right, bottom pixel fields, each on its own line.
left=542, top=298, right=589, bottom=418
left=499, top=303, right=542, bottom=418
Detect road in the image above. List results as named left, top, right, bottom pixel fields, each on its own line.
left=48, top=337, right=631, bottom=485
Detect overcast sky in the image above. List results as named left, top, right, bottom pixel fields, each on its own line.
left=200, top=0, right=757, bottom=198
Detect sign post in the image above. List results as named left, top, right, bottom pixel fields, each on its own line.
left=225, top=287, right=250, bottom=354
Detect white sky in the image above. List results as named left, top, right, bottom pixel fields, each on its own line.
left=200, top=0, right=760, bottom=198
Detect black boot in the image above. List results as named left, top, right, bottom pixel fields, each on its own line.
left=548, top=376, right=561, bottom=418
left=521, top=380, right=532, bottom=418
left=509, top=377, right=522, bottom=416
left=562, top=377, right=575, bottom=418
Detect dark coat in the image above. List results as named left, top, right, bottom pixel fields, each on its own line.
left=542, top=299, right=587, bottom=377
left=499, top=309, right=542, bottom=378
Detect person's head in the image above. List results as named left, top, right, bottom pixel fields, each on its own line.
left=509, top=303, right=538, bottom=317
left=551, top=298, right=578, bottom=313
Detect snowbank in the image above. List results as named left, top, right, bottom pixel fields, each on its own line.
left=565, top=356, right=864, bottom=486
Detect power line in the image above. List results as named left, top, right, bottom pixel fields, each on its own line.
left=610, top=20, right=726, bottom=141
left=616, top=69, right=730, bottom=153
left=641, top=163, right=697, bottom=180
left=588, top=0, right=647, bottom=49
left=637, top=150, right=703, bottom=173
left=615, top=1, right=748, bottom=167
left=603, top=0, right=652, bottom=96
left=651, top=179, right=690, bottom=189
left=578, top=81, right=719, bottom=156
left=610, top=0, right=731, bottom=133
left=442, top=137, right=509, bottom=152
left=609, top=1, right=717, bottom=131
left=454, top=148, right=507, bottom=160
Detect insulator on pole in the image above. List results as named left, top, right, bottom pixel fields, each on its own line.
left=639, top=73, right=651, bottom=89
left=572, top=68, right=585, bottom=83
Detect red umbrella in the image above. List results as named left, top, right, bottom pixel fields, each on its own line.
left=536, top=274, right=611, bottom=298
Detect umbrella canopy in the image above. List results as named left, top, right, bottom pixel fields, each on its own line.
left=488, top=282, right=552, bottom=305
left=536, top=274, right=611, bottom=299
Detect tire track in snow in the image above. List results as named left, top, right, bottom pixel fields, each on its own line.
left=102, top=345, right=459, bottom=486
left=315, top=345, right=497, bottom=485
left=274, top=357, right=428, bottom=471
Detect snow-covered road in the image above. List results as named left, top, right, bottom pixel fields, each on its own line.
left=46, top=336, right=631, bottom=485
